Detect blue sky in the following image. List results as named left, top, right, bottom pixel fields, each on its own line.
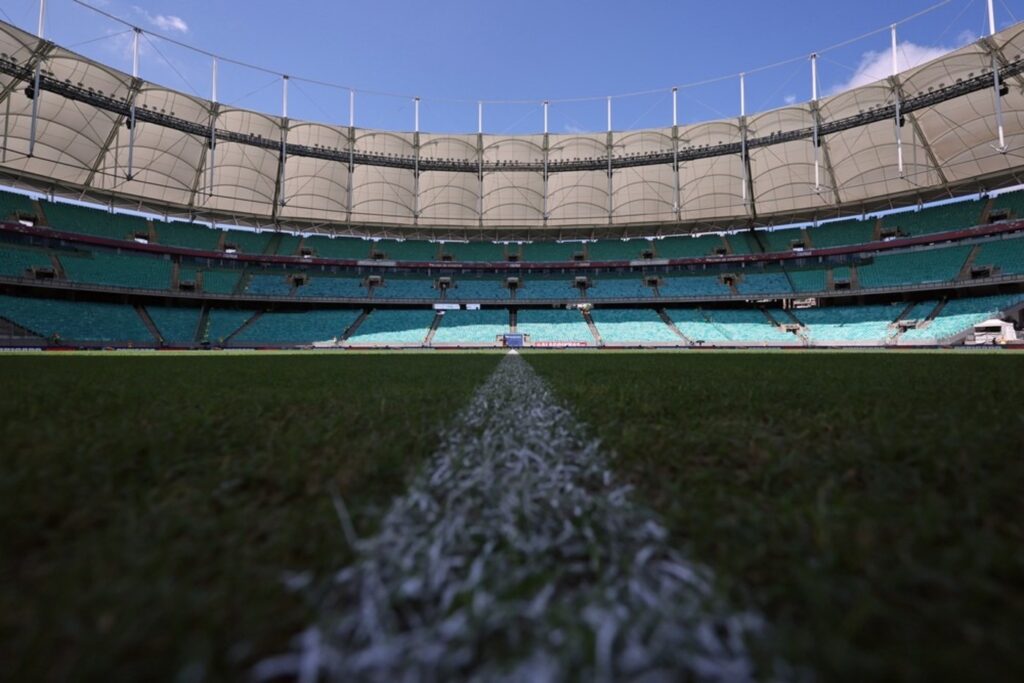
left=2, top=0, right=1023, bottom=134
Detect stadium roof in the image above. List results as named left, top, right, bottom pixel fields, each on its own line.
left=2, top=19, right=1024, bottom=240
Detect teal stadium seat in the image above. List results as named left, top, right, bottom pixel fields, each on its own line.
left=372, top=276, right=438, bottom=300
left=522, top=241, right=580, bottom=262
left=654, top=234, right=724, bottom=258
left=245, top=274, right=293, bottom=296
left=61, top=250, right=173, bottom=290
left=882, top=199, right=982, bottom=236
left=442, top=242, right=506, bottom=262
left=658, top=275, right=731, bottom=298
left=297, top=275, right=367, bottom=298
left=43, top=201, right=147, bottom=241
left=346, top=309, right=436, bottom=345
left=432, top=309, right=509, bottom=345
left=794, top=304, right=903, bottom=343
left=787, top=268, right=827, bottom=293
left=586, top=239, right=651, bottom=261
left=0, top=294, right=152, bottom=342
left=447, top=277, right=509, bottom=301
left=371, top=239, right=438, bottom=261
left=516, top=278, right=578, bottom=300
left=808, top=218, right=876, bottom=248
left=586, top=277, right=655, bottom=299
left=203, top=309, right=256, bottom=343
left=857, top=245, right=971, bottom=288
left=973, top=235, right=1024, bottom=276
left=157, top=221, right=222, bottom=251
left=590, top=309, right=681, bottom=344
left=234, top=309, right=360, bottom=344
left=304, top=235, right=371, bottom=259
left=0, top=243, right=52, bottom=277
left=516, top=309, right=593, bottom=344
left=222, top=229, right=273, bottom=254
left=735, top=272, right=792, bottom=295
left=146, top=306, right=202, bottom=343
left=0, top=190, right=36, bottom=220
left=900, top=294, right=1022, bottom=342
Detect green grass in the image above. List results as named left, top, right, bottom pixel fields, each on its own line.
left=527, top=352, right=1024, bottom=682
left=0, top=354, right=499, bottom=681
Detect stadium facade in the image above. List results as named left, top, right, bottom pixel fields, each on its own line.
left=1, top=16, right=1024, bottom=349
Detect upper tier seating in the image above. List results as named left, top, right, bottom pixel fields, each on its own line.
left=586, top=277, right=654, bottom=300
left=990, top=189, right=1024, bottom=219
left=973, top=235, right=1024, bottom=276
left=43, top=201, right=148, bottom=241
left=900, top=294, right=1022, bottom=342
left=203, top=309, right=256, bottom=343
left=372, top=276, right=438, bottom=300
left=146, top=306, right=202, bottom=343
left=793, top=304, right=904, bottom=343
left=881, top=198, right=983, bottom=236
left=371, top=239, right=438, bottom=261
left=245, top=274, right=294, bottom=297
left=758, top=227, right=805, bottom=253
left=443, top=242, right=506, bottom=262
left=0, top=191, right=35, bottom=220
left=275, top=234, right=303, bottom=256
left=196, top=269, right=243, bottom=294
left=787, top=268, right=827, bottom=293
left=157, top=221, right=222, bottom=251
left=234, top=309, right=360, bottom=344
left=303, top=235, right=371, bottom=259
left=296, top=275, right=367, bottom=298
left=346, top=309, right=436, bottom=345
left=726, top=231, right=762, bottom=255
left=522, top=241, right=581, bottom=262
left=857, top=246, right=972, bottom=289
left=516, top=278, right=579, bottom=300
left=736, top=273, right=792, bottom=295
left=657, top=275, right=731, bottom=298
left=432, top=309, right=509, bottom=345
left=587, top=239, right=652, bottom=261
left=516, top=309, right=594, bottom=344
left=808, top=218, right=876, bottom=248
left=590, top=308, right=681, bottom=344
left=446, top=277, right=510, bottom=301
left=0, top=244, right=52, bottom=277
left=61, top=250, right=173, bottom=290
left=0, top=294, right=152, bottom=342
left=222, top=229, right=273, bottom=254
left=654, top=234, right=725, bottom=259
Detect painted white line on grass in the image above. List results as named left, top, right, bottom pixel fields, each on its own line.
left=256, top=352, right=761, bottom=681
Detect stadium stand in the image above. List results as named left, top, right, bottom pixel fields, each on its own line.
left=43, top=201, right=148, bottom=242
left=654, top=234, right=724, bottom=258
left=0, top=243, right=52, bottom=277
left=197, top=269, right=243, bottom=294
left=881, top=198, right=983, bottom=236
left=586, top=239, right=651, bottom=261
left=516, top=278, right=579, bottom=300
left=590, top=309, right=682, bottom=344
left=233, top=309, right=359, bottom=344
left=443, top=241, right=506, bottom=262
left=735, top=272, right=793, bottom=295
left=146, top=306, right=202, bottom=343
left=0, top=191, right=35, bottom=220
left=787, top=268, right=828, bottom=293
left=726, top=231, right=762, bottom=255
left=900, top=294, right=1022, bottom=342
left=157, top=221, right=222, bottom=251
left=857, top=246, right=972, bottom=288
left=516, top=309, right=594, bottom=344
left=432, top=309, right=509, bottom=345
left=586, top=277, right=655, bottom=299
left=346, top=309, right=436, bottom=345
left=664, top=308, right=732, bottom=343
left=245, top=274, right=294, bottom=296
left=222, top=229, right=274, bottom=254
left=793, top=304, right=904, bottom=343
left=304, top=235, right=371, bottom=259
left=275, top=234, right=303, bottom=256
left=704, top=309, right=796, bottom=344
left=973, top=235, right=1024, bottom=275
left=657, top=275, right=731, bottom=297
left=296, top=275, right=367, bottom=298
left=0, top=294, right=152, bottom=342
left=758, top=228, right=805, bottom=253
left=446, top=277, right=510, bottom=301
left=61, top=250, right=173, bottom=290
left=807, top=218, right=876, bottom=248
left=371, top=239, right=438, bottom=261
left=522, top=241, right=580, bottom=262
left=990, top=189, right=1024, bottom=219
left=203, top=309, right=256, bottom=343
left=372, top=276, right=438, bottom=300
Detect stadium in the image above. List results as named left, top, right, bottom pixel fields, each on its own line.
left=2, top=0, right=1023, bottom=680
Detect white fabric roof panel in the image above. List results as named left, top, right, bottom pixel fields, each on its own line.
left=2, top=19, right=1024, bottom=237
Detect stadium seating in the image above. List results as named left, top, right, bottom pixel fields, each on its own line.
left=0, top=191, right=35, bottom=220
left=303, top=235, right=371, bottom=259
left=61, top=250, right=173, bottom=290
left=202, top=309, right=256, bottom=343
left=346, top=309, right=436, bottom=345
left=654, top=234, right=724, bottom=259
left=245, top=274, right=294, bottom=296
left=0, top=294, right=153, bottom=342
left=590, top=309, right=682, bottom=344
left=157, top=221, right=222, bottom=251
left=522, top=241, right=580, bottom=262
left=446, top=277, right=510, bottom=301
left=234, top=309, right=360, bottom=344
left=808, top=218, right=876, bottom=248
left=726, top=231, right=762, bottom=255
left=296, top=275, right=367, bottom=298
left=146, top=306, right=202, bottom=343
left=857, top=246, right=972, bottom=289
left=0, top=243, right=52, bottom=277
left=432, top=309, right=509, bottom=345
left=516, top=278, right=579, bottom=300
left=586, top=277, right=654, bottom=299
left=787, top=268, right=827, bottom=293
left=222, top=229, right=274, bottom=254
left=198, top=269, right=243, bottom=294
left=973, top=235, right=1024, bottom=275
left=371, top=239, right=438, bottom=261
left=793, top=304, right=903, bottom=343
left=442, top=241, right=506, bottom=262
left=43, top=201, right=148, bottom=242
left=758, top=227, right=805, bottom=254
left=881, top=198, right=983, bottom=236
left=664, top=308, right=733, bottom=343
left=516, top=309, right=594, bottom=344
left=275, top=234, right=303, bottom=256
left=704, top=309, right=796, bottom=343
left=586, top=239, right=651, bottom=261
left=900, top=295, right=1022, bottom=342
left=372, top=276, right=438, bottom=300
left=735, top=272, right=792, bottom=295
left=657, top=275, right=731, bottom=297
left=990, top=189, right=1024, bottom=219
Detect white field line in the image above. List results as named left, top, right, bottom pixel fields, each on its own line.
left=256, top=352, right=762, bottom=682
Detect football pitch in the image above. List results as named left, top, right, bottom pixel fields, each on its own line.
left=1, top=351, right=1022, bottom=680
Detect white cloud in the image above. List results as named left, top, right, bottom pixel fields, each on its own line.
left=563, top=123, right=585, bottom=134
left=133, top=6, right=189, bottom=33
left=783, top=94, right=796, bottom=105
left=827, top=41, right=951, bottom=95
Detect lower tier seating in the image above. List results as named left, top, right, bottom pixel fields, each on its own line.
left=346, top=309, right=436, bottom=345
left=793, top=304, right=905, bottom=343
left=0, top=295, right=152, bottom=342
left=203, top=309, right=256, bottom=344
left=146, top=306, right=202, bottom=343
left=61, top=250, right=173, bottom=290
left=432, top=309, right=509, bottom=345
left=590, top=309, right=682, bottom=344
left=900, top=295, right=1021, bottom=342
left=516, top=309, right=594, bottom=344
left=234, top=309, right=360, bottom=344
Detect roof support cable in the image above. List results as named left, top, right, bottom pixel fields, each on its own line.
left=989, top=0, right=1009, bottom=153
left=891, top=25, right=905, bottom=178
left=811, top=53, right=822, bottom=194
left=125, top=27, right=140, bottom=181
left=672, top=87, right=681, bottom=218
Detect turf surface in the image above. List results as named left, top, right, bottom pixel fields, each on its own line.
left=527, top=351, right=1024, bottom=682
left=0, top=354, right=499, bottom=681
